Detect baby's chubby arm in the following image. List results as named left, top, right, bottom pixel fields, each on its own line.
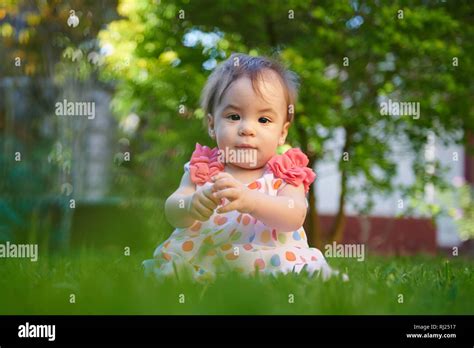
left=211, top=172, right=307, bottom=232
left=165, top=170, right=220, bottom=228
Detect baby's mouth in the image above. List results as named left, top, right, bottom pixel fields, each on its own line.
left=235, top=144, right=257, bottom=150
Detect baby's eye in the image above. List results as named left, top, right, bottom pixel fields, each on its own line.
left=258, top=117, right=271, bottom=124
left=227, top=114, right=240, bottom=121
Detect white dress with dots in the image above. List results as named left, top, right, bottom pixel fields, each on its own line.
left=144, top=145, right=339, bottom=282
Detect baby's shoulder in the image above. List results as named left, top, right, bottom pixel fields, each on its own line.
left=266, top=148, right=317, bottom=193
left=185, top=143, right=224, bottom=185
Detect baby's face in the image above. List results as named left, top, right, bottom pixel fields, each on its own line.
left=209, top=69, right=290, bottom=169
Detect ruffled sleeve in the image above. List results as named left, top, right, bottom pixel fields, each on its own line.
left=188, top=143, right=224, bottom=185
left=266, top=148, right=316, bottom=193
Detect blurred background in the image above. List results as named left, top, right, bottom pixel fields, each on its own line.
left=1, top=0, right=473, bottom=258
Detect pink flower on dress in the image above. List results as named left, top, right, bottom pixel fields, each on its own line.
left=267, top=148, right=316, bottom=193
left=189, top=143, right=224, bottom=185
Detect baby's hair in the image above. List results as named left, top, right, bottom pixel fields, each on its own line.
left=200, top=53, right=300, bottom=123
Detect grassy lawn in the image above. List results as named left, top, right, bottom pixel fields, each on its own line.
left=0, top=249, right=473, bottom=315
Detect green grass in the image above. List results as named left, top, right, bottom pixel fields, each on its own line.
left=0, top=249, right=473, bottom=315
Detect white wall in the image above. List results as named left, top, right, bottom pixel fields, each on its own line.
left=313, top=127, right=465, bottom=247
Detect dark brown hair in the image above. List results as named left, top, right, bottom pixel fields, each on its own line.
left=200, top=53, right=299, bottom=123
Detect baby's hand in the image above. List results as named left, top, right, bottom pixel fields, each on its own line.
left=187, top=184, right=221, bottom=221
left=211, top=172, right=255, bottom=214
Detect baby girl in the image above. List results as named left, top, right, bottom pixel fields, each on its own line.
left=144, top=53, right=338, bottom=282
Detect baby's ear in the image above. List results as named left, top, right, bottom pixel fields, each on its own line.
left=207, top=113, right=215, bottom=138
left=279, top=121, right=290, bottom=145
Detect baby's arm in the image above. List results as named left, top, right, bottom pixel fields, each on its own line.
left=165, top=171, right=196, bottom=228
left=246, top=184, right=307, bottom=231
left=212, top=172, right=307, bottom=231
left=165, top=170, right=220, bottom=228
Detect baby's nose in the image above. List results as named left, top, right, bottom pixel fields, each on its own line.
left=238, top=123, right=256, bottom=136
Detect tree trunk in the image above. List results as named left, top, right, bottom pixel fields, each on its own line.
left=295, top=121, right=324, bottom=249
left=298, top=123, right=352, bottom=248
left=327, top=168, right=347, bottom=244
left=326, top=126, right=353, bottom=244
left=304, top=173, right=324, bottom=249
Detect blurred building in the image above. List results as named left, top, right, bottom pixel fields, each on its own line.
left=315, top=128, right=473, bottom=255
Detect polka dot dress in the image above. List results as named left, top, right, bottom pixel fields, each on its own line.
left=144, top=159, right=338, bottom=283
